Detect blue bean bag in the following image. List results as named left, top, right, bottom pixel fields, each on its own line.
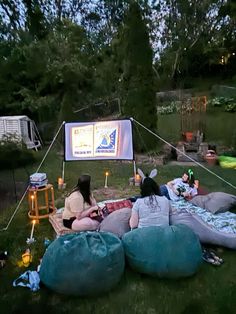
left=40, top=231, right=125, bottom=296
left=122, top=224, right=202, bottom=278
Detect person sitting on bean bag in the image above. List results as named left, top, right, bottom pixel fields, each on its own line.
left=129, top=169, right=171, bottom=229
left=62, top=174, right=101, bottom=231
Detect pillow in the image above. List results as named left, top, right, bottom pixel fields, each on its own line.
left=190, top=192, right=236, bottom=214
left=99, top=207, right=132, bottom=237
left=197, top=186, right=209, bottom=196
left=105, top=199, right=132, bottom=212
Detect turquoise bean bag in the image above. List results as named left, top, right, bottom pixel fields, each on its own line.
left=122, top=224, right=202, bottom=278
left=40, top=231, right=125, bottom=296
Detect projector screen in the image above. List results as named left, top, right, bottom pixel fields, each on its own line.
left=64, top=119, right=133, bottom=161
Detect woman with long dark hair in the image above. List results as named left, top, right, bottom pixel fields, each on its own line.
left=129, top=176, right=171, bottom=229
left=62, top=174, right=100, bottom=231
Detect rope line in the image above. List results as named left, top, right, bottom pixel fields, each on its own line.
left=35, top=121, right=65, bottom=173
left=0, top=121, right=66, bottom=232
left=134, top=121, right=149, bottom=153
left=1, top=185, right=30, bottom=231
left=131, top=117, right=236, bottom=190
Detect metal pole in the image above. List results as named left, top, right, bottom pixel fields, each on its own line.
left=133, top=160, right=136, bottom=178
left=62, top=160, right=65, bottom=182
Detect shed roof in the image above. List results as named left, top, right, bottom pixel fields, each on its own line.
left=0, top=115, right=31, bottom=121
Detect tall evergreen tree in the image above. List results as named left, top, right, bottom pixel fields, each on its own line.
left=121, top=1, right=156, bottom=152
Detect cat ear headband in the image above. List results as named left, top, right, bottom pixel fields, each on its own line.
left=137, top=168, right=158, bottom=182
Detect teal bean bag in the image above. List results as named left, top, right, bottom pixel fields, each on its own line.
left=122, top=224, right=202, bottom=278
left=40, top=231, right=125, bottom=296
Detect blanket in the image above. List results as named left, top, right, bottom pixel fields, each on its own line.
left=171, top=199, right=236, bottom=234
left=49, top=198, right=236, bottom=237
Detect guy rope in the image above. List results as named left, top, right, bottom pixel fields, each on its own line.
left=130, top=117, right=236, bottom=191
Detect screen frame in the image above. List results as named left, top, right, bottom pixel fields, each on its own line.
left=64, top=118, right=134, bottom=162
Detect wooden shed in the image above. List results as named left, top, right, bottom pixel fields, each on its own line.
left=0, top=115, right=42, bottom=150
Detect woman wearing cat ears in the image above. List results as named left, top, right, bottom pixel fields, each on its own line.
left=129, top=168, right=171, bottom=230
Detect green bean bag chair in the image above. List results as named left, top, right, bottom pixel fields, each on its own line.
left=40, top=231, right=125, bottom=296
left=122, top=224, right=202, bottom=278
left=218, top=156, right=236, bottom=169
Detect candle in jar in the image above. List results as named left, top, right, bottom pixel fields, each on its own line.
left=58, top=177, right=64, bottom=189
left=134, top=174, right=141, bottom=186
left=58, top=177, right=64, bottom=185
left=135, top=174, right=141, bottom=182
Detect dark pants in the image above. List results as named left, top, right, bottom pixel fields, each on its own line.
left=159, top=185, right=171, bottom=200
left=63, top=217, right=76, bottom=229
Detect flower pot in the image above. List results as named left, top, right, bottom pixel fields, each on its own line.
left=185, top=132, right=193, bottom=142
left=205, top=150, right=217, bottom=166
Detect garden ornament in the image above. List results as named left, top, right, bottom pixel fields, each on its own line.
left=17, top=248, right=33, bottom=268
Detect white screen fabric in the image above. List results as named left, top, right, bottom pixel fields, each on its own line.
left=64, top=119, right=133, bottom=161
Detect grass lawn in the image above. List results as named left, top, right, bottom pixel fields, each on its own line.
left=0, top=148, right=236, bottom=314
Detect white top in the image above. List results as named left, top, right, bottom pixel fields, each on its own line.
left=132, top=195, right=171, bottom=228
left=166, top=178, right=198, bottom=201
left=62, top=191, right=96, bottom=220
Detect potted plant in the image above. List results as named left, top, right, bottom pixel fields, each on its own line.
left=205, top=150, right=217, bottom=166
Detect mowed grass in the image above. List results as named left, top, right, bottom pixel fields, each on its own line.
left=0, top=147, right=236, bottom=314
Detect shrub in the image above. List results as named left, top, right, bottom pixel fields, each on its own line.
left=157, top=101, right=182, bottom=115
left=207, top=96, right=236, bottom=112
left=0, top=135, right=36, bottom=170
left=225, top=103, right=236, bottom=113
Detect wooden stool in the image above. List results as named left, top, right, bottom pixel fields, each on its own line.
left=28, top=184, right=55, bottom=220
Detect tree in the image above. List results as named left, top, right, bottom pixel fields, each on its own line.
left=120, top=2, right=157, bottom=152
left=22, top=0, right=49, bottom=40
left=151, top=0, right=235, bottom=87
left=0, top=20, right=96, bottom=136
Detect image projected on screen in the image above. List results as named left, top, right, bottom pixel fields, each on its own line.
left=65, top=119, right=133, bottom=161
left=94, top=123, right=118, bottom=157
left=72, top=124, right=94, bottom=157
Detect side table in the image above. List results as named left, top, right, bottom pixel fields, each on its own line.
left=28, top=184, right=55, bottom=220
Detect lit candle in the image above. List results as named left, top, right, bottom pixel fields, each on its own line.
left=135, top=174, right=141, bottom=182
left=104, top=172, right=109, bottom=188
left=30, top=220, right=36, bottom=240
left=58, top=177, right=64, bottom=189
left=31, top=195, right=34, bottom=211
